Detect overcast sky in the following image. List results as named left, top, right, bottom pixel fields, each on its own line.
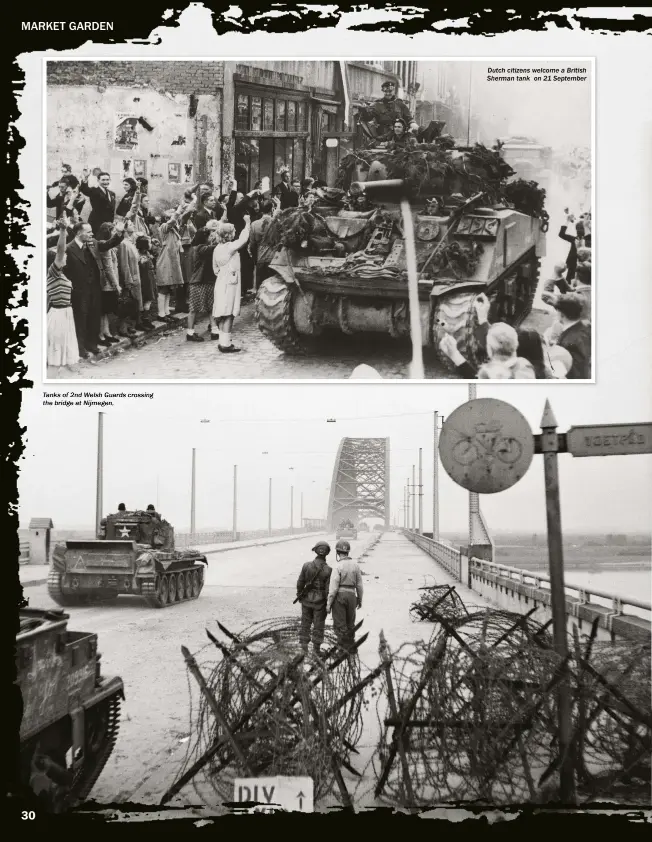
left=18, top=378, right=651, bottom=533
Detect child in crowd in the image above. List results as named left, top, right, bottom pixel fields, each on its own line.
left=136, top=235, right=158, bottom=329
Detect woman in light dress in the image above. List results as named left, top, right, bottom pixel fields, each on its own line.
left=156, top=202, right=194, bottom=320
left=211, top=215, right=251, bottom=353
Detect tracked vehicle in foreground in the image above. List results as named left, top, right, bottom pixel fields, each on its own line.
left=256, top=128, right=548, bottom=372
left=48, top=509, right=208, bottom=608
left=17, top=607, right=124, bottom=812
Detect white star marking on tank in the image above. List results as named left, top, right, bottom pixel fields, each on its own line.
left=118, top=527, right=131, bottom=538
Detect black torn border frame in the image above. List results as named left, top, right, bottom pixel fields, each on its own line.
left=4, top=1, right=651, bottom=832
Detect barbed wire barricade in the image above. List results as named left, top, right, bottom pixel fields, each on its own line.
left=409, top=582, right=470, bottom=625
left=163, top=616, right=377, bottom=808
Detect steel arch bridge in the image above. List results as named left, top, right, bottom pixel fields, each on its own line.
left=327, top=438, right=390, bottom=530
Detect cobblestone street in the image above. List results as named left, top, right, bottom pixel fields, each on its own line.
left=61, top=301, right=553, bottom=381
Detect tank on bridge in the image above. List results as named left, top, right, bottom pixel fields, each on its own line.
left=48, top=509, right=208, bottom=609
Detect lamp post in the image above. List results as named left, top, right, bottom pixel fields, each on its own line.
left=433, top=411, right=443, bottom=541
left=190, top=447, right=196, bottom=537
left=268, top=477, right=272, bottom=536
left=95, top=411, right=104, bottom=537
left=411, top=464, right=416, bottom=531
left=418, top=447, right=423, bottom=535
left=232, top=464, right=238, bottom=541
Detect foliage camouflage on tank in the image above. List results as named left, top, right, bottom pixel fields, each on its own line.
left=48, top=509, right=208, bottom=609
left=256, top=127, right=548, bottom=371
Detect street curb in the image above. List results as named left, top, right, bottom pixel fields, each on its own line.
left=18, top=532, right=326, bottom=589
left=21, top=577, right=49, bottom=589
left=75, top=313, right=187, bottom=368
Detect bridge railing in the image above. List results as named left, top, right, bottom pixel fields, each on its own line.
left=470, top=558, right=651, bottom=624
left=175, top=526, right=315, bottom=548
left=402, top=529, right=463, bottom=581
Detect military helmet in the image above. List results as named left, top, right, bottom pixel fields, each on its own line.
left=336, top=540, right=351, bottom=555
left=312, top=541, right=331, bottom=556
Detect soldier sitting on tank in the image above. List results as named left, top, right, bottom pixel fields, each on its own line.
left=146, top=503, right=160, bottom=518
left=383, top=117, right=419, bottom=150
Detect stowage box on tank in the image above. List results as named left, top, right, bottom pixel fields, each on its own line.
left=48, top=509, right=208, bottom=609
left=17, top=607, right=124, bottom=812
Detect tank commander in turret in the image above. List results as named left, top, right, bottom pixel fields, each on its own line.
left=384, top=118, right=418, bottom=150
left=363, top=80, right=418, bottom=140
left=117, top=503, right=127, bottom=512
left=146, top=503, right=160, bottom=518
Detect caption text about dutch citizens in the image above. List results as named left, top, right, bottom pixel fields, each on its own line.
left=486, top=66, right=588, bottom=82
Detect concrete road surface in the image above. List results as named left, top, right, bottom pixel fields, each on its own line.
left=26, top=531, right=493, bottom=812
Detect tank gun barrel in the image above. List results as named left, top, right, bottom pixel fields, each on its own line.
left=350, top=179, right=407, bottom=203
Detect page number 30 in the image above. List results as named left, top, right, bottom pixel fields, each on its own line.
left=21, top=811, right=36, bottom=820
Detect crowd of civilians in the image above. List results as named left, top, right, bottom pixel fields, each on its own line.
left=438, top=209, right=592, bottom=380
left=46, top=165, right=318, bottom=373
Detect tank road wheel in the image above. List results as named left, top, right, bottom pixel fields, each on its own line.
left=47, top=568, right=83, bottom=607
left=159, top=575, right=170, bottom=606
left=142, top=575, right=165, bottom=608
left=191, top=569, right=202, bottom=599
left=432, top=290, right=487, bottom=373
left=255, top=277, right=310, bottom=355
left=185, top=571, right=193, bottom=599
left=168, top=573, right=179, bottom=603
left=176, top=572, right=186, bottom=601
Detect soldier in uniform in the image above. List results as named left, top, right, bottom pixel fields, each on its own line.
left=384, top=117, right=419, bottom=150
left=363, top=80, right=418, bottom=141
left=327, top=540, right=364, bottom=655
left=296, top=541, right=332, bottom=656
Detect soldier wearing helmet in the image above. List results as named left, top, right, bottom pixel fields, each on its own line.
left=296, top=541, right=332, bottom=656
left=326, top=539, right=364, bottom=655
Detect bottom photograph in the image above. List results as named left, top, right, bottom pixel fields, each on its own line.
left=16, top=385, right=651, bottom=815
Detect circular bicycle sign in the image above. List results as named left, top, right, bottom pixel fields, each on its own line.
left=439, top=398, right=534, bottom=494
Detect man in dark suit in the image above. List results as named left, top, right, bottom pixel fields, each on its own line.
left=554, top=293, right=591, bottom=379
left=79, top=170, right=117, bottom=234
left=65, top=221, right=124, bottom=357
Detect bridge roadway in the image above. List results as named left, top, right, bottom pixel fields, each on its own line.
left=22, top=530, right=488, bottom=813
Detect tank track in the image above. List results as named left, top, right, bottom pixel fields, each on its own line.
left=255, top=277, right=309, bottom=355
left=47, top=568, right=85, bottom=607
left=141, top=565, right=205, bottom=609
left=512, top=253, right=541, bottom=328
left=432, top=290, right=486, bottom=373
left=68, top=691, right=122, bottom=807
left=432, top=251, right=542, bottom=374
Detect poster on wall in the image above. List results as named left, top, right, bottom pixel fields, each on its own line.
left=183, top=163, right=194, bottom=183
left=168, top=162, right=181, bottom=183
left=114, top=113, right=139, bottom=151
left=134, top=159, right=147, bottom=178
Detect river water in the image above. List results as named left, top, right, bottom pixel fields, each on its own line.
left=563, top=568, right=651, bottom=619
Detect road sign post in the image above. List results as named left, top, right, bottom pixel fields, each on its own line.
left=540, top=400, right=575, bottom=804
left=439, top=395, right=652, bottom=805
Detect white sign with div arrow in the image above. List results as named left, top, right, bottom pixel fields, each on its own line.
left=233, top=776, right=314, bottom=813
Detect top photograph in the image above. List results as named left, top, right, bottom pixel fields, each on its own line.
left=44, top=59, right=593, bottom=382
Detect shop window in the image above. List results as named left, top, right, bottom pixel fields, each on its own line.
left=297, top=102, right=307, bottom=131
left=236, top=94, right=250, bottom=131
left=251, top=97, right=262, bottom=131
left=263, top=99, right=274, bottom=131
left=287, top=100, right=296, bottom=131
left=275, top=100, right=286, bottom=132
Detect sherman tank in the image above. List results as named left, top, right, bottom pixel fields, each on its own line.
left=17, top=607, right=124, bottom=812
left=256, top=127, right=548, bottom=372
left=336, top=519, right=358, bottom=540
left=48, top=509, right=208, bottom=609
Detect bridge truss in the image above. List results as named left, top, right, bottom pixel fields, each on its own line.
left=327, top=437, right=390, bottom=530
